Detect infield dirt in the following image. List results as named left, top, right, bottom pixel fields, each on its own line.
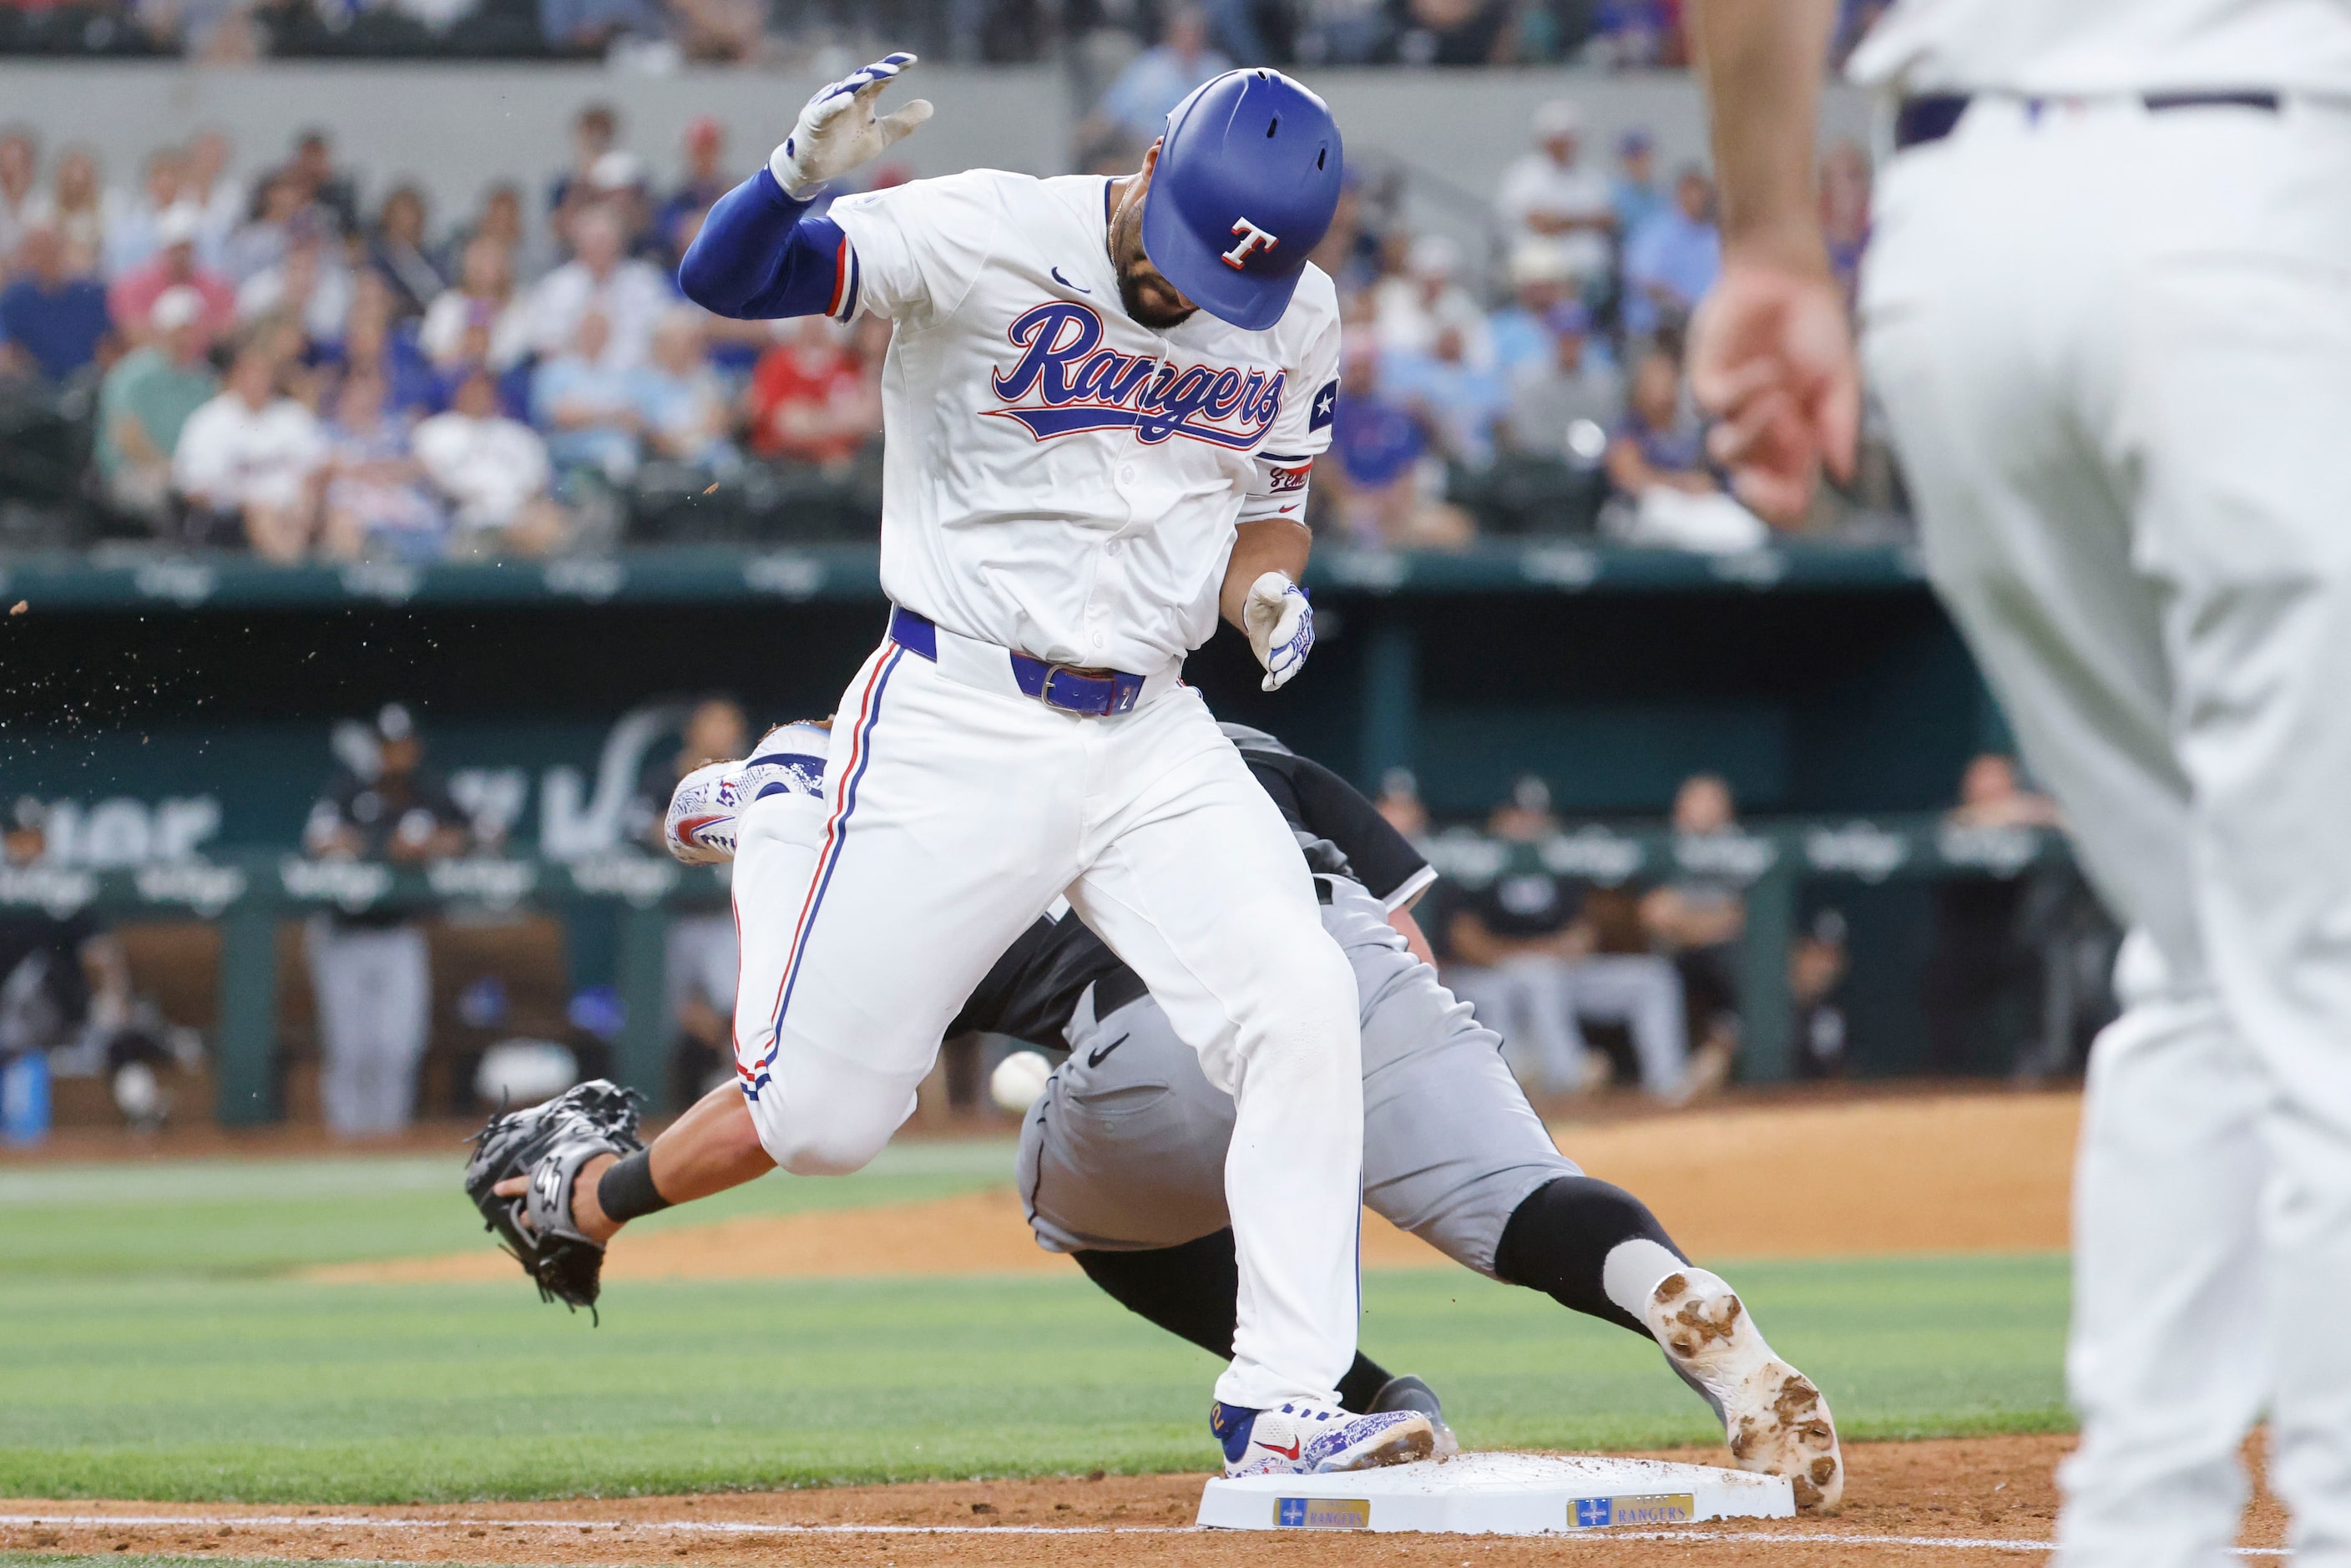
left=315, top=1089, right=2080, bottom=1285
left=0, top=1434, right=2285, bottom=1566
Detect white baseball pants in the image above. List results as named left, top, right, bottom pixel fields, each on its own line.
left=1862, top=95, right=2351, bottom=1568
left=1450, top=953, right=1687, bottom=1097
left=304, top=918, right=430, bottom=1136
left=729, top=628, right=1364, bottom=1410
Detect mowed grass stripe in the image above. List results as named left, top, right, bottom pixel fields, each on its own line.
left=0, top=1138, right=1016, bottom=1210
left=0, top=1257, right=2068, bottom=1502
left=7, top=1141, right=1022, bottom=1280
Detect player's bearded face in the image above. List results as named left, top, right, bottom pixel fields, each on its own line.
left=1119, top=255, right=1196, bottom=330
left=1109, top=164, right=1198, bottom=330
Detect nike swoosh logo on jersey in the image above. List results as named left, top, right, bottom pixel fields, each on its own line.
left=1050, top=266, right=1090, bottom=294
left=1086, top=1034, right=1128, bottom=1069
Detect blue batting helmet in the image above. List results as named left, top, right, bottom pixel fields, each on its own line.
left=1140, top=69, right=1344, bottom=331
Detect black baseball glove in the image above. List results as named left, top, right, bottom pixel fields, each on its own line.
left=464, top=1080, right=646, bottom=1318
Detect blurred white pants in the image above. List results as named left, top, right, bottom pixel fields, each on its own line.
left=1863, top=94, right=2351, bottom=1568
left=1619, top=487, right=1768, bottom=554
left=305, top=918, right=429, bottom=1136
left=665, top=911, right=739, bottom=1020
left=1449, top=952, right=1687, bottom=1097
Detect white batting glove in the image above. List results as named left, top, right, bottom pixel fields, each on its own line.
left=1242, top=571, right=1315, bottom=692
left=769, top=52, right=934, bottom=200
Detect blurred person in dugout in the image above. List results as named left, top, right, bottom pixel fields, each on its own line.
left=630, top=695, right=751, bottom=1108
left=1641, top=771, right=1747, bottom=1085
left=1444, top=775, right=1692, bottom=1100
left=301, top=704, right=473, bottom=1136
left=1923, top=754, right=2063, bottom=1077
left=1, top=800, right=134, bottom=1073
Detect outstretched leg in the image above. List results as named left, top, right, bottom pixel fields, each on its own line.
left=1340, top=909, right=1844, bottom=1511
left=1490, top=1176, right=1843, bottom=1510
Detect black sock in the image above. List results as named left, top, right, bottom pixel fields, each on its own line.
left=1334, top=1353, right=1395, bottom=1414
left=1073, top=1231, right=1393, bottom=1412
left=1492, top=1176, right=1687, bottom=1338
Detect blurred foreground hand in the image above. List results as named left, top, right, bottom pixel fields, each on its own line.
left=1686, top=253, right=1860, bottom=526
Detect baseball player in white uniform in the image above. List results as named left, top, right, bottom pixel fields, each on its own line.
left=1682, top=1, right=2351, bottom=1562
left=503, top=58, right=1436, bottom=1477
left=654, top=716, right=1840, bottom=1508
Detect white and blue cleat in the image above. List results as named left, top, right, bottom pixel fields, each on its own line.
left=663, top=760, right=745, bottom=864
left=662, top=721, right=832, bottom=866
left=1211, top=1399, right=1438, bottom=1478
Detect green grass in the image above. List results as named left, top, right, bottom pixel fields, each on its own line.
left=0, top=1148, right=2072, bottom=1503
left=0, top=1141, right=1013, bottom=1279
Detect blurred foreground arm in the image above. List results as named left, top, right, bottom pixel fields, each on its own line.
left=1683, top=0, right=1859, bottom=523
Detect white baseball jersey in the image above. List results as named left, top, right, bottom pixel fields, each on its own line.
left=1848, top=0, right=2351, bottom=94
left=825, top=170, right=1342, bottom=676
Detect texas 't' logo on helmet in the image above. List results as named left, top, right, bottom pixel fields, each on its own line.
left=1221, top=219, right=1280, bottom=270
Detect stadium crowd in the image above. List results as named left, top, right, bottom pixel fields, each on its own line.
left=0, top=95, right=1880, bottom=561
left=0, top=0, right=1891, bottom=70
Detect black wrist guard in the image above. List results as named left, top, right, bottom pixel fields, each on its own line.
left=596, top=1148, right=674, bottom=1223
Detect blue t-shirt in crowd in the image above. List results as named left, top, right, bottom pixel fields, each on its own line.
left=1622, top=210, right=1722, bottom=336
left=1489, top=308, right=1620, bottom=382
left=1610, top=175, right=1666, bottom=240
left=1379, top=348, right=1507, bottom=469
left=1613, top=408, right=1709, bottom=479
left=1333, top=390, right=1427, bottom=489
left=533, top=354, right=640, bottom=477
left=1096, top=46, right=1235, bottom=140
left=312, top=322, right=444, bottom=417
left=0, top=275, right=110, bottom=382
left=1487, top=308, right=1550, bottom=381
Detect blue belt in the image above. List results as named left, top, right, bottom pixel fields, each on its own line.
left=887, top=606, right=1147, bottom=718
left=1895, top=89, right=2280, bottom=151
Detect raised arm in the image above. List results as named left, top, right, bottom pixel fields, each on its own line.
left=1681, top=0, right=1858, bottom=522
left=677, top=172, right=856, bottom=321
left=677, top=52, right=932, bottom=321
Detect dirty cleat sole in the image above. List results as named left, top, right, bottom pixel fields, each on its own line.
left=1321, top=1418, right=1438, bottom=1473
left=1646, top=1269, right=1844, bottom=1513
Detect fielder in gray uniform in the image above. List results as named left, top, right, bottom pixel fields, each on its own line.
left=943, top=725, right=1847, bottom=1510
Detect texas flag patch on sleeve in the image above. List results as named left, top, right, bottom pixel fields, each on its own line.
left=1309, top=377, right=1338, bottom=431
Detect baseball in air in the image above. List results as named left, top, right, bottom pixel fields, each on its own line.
left=989, top=1050, right=1054, bottom=1114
